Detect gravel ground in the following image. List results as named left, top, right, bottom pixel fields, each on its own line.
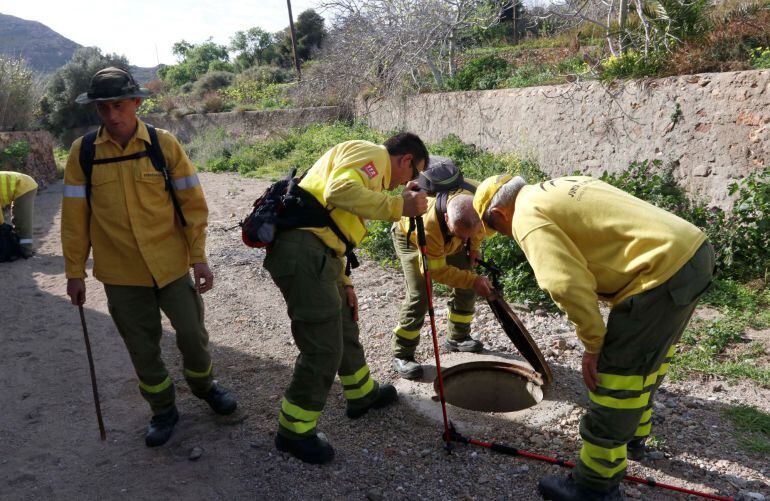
left=1, top=172, right=768, bottom=500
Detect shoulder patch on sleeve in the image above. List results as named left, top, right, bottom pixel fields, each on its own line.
left=361, top=162, right=378, bottom=179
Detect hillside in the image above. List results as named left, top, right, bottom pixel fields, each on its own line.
left=0, top=12, right=160, bottom=81
left=0, top=12, right=79, bottom=73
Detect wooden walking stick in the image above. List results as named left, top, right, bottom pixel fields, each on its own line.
left=78, top=305, right=106, bottom=440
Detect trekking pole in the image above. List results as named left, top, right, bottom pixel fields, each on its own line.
left=78, top=305, right=106, bottom=441
left=413, top=216, right=453, bottom=452
left=448, top=425, right=733, bottom=501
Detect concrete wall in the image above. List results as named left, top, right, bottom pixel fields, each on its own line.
left=0, top=131, right=58, bottom=186
left=358, top=70, right=770, bottom=206
left=68, top=106, right=347, bottom=146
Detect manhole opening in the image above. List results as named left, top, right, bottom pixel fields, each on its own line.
left=437, top=362, right=543, bottom=413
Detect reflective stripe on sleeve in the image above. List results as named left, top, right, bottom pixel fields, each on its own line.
left=63, top=185, right=87, bottom=198
left=173, top=174, right=200, bottom=190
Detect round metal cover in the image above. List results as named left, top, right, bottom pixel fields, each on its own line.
left=486, top=296, right=553, bottom=386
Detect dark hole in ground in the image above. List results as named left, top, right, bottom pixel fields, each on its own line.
left=438, top=361, right=544, bottom=413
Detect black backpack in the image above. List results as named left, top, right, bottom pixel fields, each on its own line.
left=79, top=124, right=187, bottom=226
left=410, top=156, right=477, bottom=244
left=0, top=223, right=23, bottom=262
left=241, top=167, right=360, bottom=275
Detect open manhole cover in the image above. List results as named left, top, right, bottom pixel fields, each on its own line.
left=435, top=361, right=544, bottom=412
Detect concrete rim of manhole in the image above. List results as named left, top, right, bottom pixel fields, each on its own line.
left=434, top=360, right=544, bottom=413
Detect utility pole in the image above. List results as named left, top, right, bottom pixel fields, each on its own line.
left=286, top=0, right=301, bottom=79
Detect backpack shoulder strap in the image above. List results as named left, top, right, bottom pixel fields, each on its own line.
left=435, top=192, right=452, bottom=243
left=144, top=124, right=167, bottom=171
left=78, top=128, right=99, bottom=206
left=144, top=124, right=187, bottom=227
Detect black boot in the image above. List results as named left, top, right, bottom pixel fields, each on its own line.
left=275, top=432, right=335, bottom=464
left=538, top=474, right=623, bottom=501
left=443, top=336, right=483, bottom=353
left=392, top=357, right=423, bottom=379
left=145, top=406, right=179, bottom=447
left=627, top=438, right=649, bottom=461
left=200, top=383, right=237, bottom=415
left=346, top=384, right=398, bottom=419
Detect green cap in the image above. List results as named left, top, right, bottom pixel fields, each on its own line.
left=75, top=67, right=150, bottom=104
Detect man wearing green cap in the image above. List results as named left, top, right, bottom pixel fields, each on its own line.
left=391, top=156, right=494, bottom=380
left=473, top=174, right=714, bottom=501
left=61, top=67, right=237, bottom=447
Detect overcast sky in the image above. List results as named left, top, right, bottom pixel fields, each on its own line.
left=2, top=0, right=322, bottom=67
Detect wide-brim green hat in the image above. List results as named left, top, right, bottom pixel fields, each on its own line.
left=75, top=66, right=151, bottom=104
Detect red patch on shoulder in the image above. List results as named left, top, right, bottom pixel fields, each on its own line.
left=361, top=162, right=378, bottom=179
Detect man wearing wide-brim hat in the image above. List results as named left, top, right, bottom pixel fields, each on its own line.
left=473, top=174, right=714, bottom=500
left=62, top=66, right=238, bottom=447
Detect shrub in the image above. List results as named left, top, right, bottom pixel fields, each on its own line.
left=192, top=71, right=235, bottom=98
left=749, top=46, right=770, bottom=68
left=0, top=140, right=30, bottom=169
left=0, top=56, right=37, bottom=131
left=220, top=82, right=294, bottom=109
left=197, top=93, right=229, bottom=114
left=445, top=55, right=512, bottom=91
left=600, top=50, right=663, bottom=82
left=238, top=65, right=293, bottom=86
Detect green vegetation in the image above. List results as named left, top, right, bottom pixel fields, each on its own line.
left=0, top=56, right=37, bottom=131
left=749, top=46, right=770, bottom=69
left=53, top=146, right=69, bottom=178
left=0, top=140, right=30, bottom=168
left=39, top=47, right=129, bottom=140
left=723, top=405, right=770, bottom=454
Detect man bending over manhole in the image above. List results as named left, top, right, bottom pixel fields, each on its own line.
left=473, top=174, right=714, bottom=501
left=391, top=156, right=494, bottom=379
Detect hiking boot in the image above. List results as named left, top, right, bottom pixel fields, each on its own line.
left=443, top=336, right=483, bottom=353
left=20, top=246, right=34, bottom=259
left=346, top=384, right=398, bottom=419
left=392, top=357, right=423, bottom=380
left=145, top=406, right=179, bottom=447
left=199, top=383, right=237, bottom=415
left=627, top=438, right=657, bottom=461
left=538, top=474, right=623, bottom=501
left=275, top=432, right=335, bottom=464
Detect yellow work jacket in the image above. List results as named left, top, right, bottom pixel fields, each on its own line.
left=61, top=121, right=209, bottom=287
left=299, top=140, right=404, bottom=285
left=0, top=171, right=38, bottom=225
left=511, top=176, right=706, bottom=354
left=397, top=187, right=483, bottom=290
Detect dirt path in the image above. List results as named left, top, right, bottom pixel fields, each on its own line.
left=1, top=173, right=768, bottom=501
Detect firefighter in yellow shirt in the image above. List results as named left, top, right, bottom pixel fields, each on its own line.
left=391, top=157, right=494, bottom=379
left=0, top=171, right=38, bottom=258
left=263, top=134, right=429, bottom=464
left=473, top=174, right=714, bottom=501
left=61, top=67, right=237, bottom=448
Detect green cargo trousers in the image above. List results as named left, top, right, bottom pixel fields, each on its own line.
left=104, top=273, right=214, bottom=414
left=390, top=224, right=476, bottom=359
left=11, top=189, right=36, bottom=250
left=263, top=229, right=379, bottom=440
left=573, top=241, right=715, bottom=492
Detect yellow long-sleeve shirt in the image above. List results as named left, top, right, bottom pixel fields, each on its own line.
left=299, top=140, right=405, bottom=285
left=0, top=171, right=38, bottom=225
left=61, top=120, right=209, bottom=287
left=397, top=187, right=483, bottom=290
left=512, top=177, right=706, bottom=354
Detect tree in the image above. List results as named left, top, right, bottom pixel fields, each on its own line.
left=230, top=27, right=277, bottom=70
left=273, top=9, right=327, bottom=68
left=39, top=47, right=129, bottom=140
left=158, top=39, right=233, bottom=88
left=311, top=0, right=512, bottom=95
left=0, top=56, right=37, bottom=131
